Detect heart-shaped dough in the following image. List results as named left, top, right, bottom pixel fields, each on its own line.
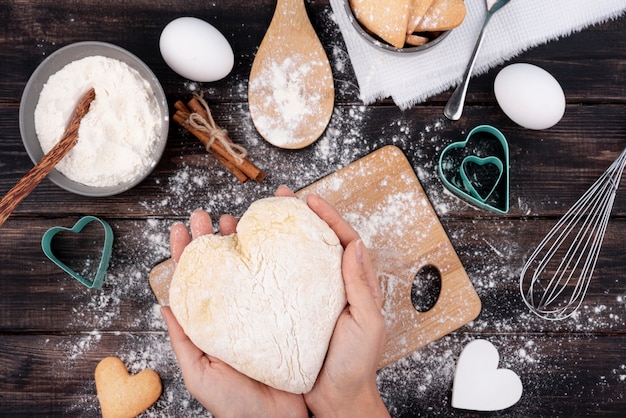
left=452, top=339, right=523, bottom=411
left=169, top=197, right=346, bottom=394
left=95, top=356, right=162, bottom=418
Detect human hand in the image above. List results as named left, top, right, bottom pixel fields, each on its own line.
left=161, top=191, right=308, bottom=418
left=299, top=190, right=390, bottom=418
left=162, top=186, right=388, bottom=417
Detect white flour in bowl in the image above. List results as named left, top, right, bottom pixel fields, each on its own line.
left=34, top=55, right=162, bottom=187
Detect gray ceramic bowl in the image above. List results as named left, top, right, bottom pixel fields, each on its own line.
left=19, top=41, right=169, bottom=197
left=344, top=0, right=452, bottom=54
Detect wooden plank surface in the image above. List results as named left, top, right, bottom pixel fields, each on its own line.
left=1, top=332, right=623, bottom=417
left=0, top=1, right=625, bottom=417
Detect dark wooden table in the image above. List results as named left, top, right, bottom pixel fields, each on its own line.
left=1, top=1, right=625, bottom=417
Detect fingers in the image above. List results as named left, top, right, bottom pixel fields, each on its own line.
left=190, top=209, right=214, bottom=238
left=275, top=185, right=296, bottom=197
left=170, top=209, right=236, bottom=266
left=218, top=214, right=238, bottom=236
left=170, top=222, right=191, bottom=263
left=358, top=240, right=383, bottom=309
left=342, top=239, right=383, bottom=312
left=170, top=209, right=213, bottom=263
left=306, top=194, right=360, bottom=247
left=304, top=193, right=379, bottom=307
left=161, top=306, right=206, bottom=371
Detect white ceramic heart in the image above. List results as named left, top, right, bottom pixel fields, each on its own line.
left=452, top=339, right=523, bottom=411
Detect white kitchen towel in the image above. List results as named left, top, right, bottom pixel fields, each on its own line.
left=330, top=0, right=626, bottom=109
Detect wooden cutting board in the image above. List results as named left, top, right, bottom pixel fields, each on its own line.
left=149, top=145, right=481, bottom=369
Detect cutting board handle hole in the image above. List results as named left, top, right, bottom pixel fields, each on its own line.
left=411, top=265, right=441, bottom=312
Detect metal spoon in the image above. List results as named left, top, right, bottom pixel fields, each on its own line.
left=444, top=0, right=511, bottom=120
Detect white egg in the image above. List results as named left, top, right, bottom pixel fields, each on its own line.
left=494, top=63, right=565, bottom=130
left=159, top=17, right=234, bottom=82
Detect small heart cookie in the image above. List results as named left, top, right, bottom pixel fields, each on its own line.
left=95, top=356, right=162, bottom=418
left=452, top=340, right=523, bottom=411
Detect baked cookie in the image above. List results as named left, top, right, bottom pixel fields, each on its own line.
left=407, top=0, right=436, bottom=33
left=350, top=0, right=412, bottom=48
left=95, top=356, right=162, bottom=418
left=414, top=0, right=467, bottom=32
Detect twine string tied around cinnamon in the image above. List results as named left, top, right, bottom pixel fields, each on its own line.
left=188, top=94, right=248, bottom=165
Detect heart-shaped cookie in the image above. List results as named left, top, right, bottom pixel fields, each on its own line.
left=438, top=125, right=510, bottom=214
left=95, top=356, right=162, bottom=418
left=452, top=339, right=523, bottom=411
left=41, top=216, right=113, bottom=289
left=169, top=197, right=346, bottom=394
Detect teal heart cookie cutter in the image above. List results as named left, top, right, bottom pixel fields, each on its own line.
left=461, top=155, right=504, bottom=202
left=438, top=125, right=510, bottom=214
left=41, top=216, right=113, bottom=289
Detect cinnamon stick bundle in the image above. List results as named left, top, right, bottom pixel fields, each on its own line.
left=173, top=98, right=266, bottom=183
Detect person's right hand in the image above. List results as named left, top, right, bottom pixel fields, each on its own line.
left=294, top=189, right=390, bottom=418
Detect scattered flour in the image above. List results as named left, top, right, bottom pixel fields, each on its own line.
left=61, top=98, right=624, bottom=416
left=55, top=7, right=624, bottom=417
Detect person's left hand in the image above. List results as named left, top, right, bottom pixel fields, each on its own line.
left=161, top=187, right=308, bottom=418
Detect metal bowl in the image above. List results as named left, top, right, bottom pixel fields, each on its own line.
left=344, top=0, right=452, bottom=54
left=19, top=41, right=169, bottom=197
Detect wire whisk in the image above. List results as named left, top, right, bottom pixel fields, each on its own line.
left=520, top=148, right=626, bottom=320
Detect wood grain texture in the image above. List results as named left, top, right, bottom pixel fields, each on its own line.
left=0, top=1, right=624, bottom=416
left=248, top=0, right=334, bottom=149
left=298, top=146, right=482, bottom=368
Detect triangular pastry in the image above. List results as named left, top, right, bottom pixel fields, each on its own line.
left=407, top=0, right=436, bottom=34
left=414, top=0, right=467, bottom=32
left=350, top=0, right=412, bottom=48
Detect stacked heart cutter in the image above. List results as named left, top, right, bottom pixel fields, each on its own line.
left=438, top=125, right=510, bottom=214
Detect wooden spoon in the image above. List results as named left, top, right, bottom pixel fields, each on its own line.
left=0, top=88, right=96, bottom=227
left=248, top=0, right=334, bottom=149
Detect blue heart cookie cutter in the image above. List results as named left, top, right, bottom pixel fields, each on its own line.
left=438, top=125, right=510, bottom=214
left=461, top=155, right=504, bottom=202
left=41, top=216, right=113, bottom=289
